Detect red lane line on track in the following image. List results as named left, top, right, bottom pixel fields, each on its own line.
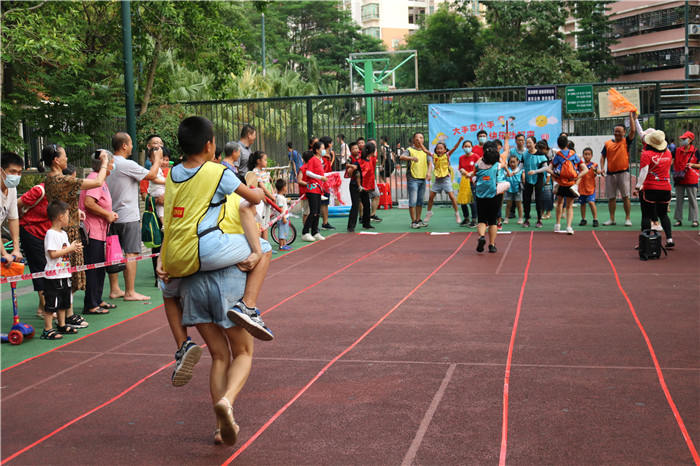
left=498, top=231, right=533, bottom=466
left=592, top=231, right=700, bottom=465
left=1, top=304, right=162, bottom=373
left=261, top=233, right=409, bottom=316
left=222, top=233, right=472, bottom=465
left=1, top=363, right=172, bottom=465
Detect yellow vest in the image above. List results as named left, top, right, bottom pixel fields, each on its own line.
left=162, top=162, right=244, bottom=278
left=408, top=147, right=429, bottom=179
left=433, top=153, right=449, bottom=178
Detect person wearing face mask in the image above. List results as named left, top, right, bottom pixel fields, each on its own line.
left=473, top=130, right=488, bottom=158
left=458, top=139, right=479, bottom=227
left=1, top=152, right=25, bottom=265
left=672, top=131, right=699, bottom=228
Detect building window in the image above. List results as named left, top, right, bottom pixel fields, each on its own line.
left=361, top=3, right=379, bottom=21
left=408, top=7, right=425, bottom=25
left=391, top=39, right=401, bottom=49
left=362, top=27, right=381, bottom=39
left=615, top=47, right=699, bottom=74
left=612, top=5, right=700, bottom=39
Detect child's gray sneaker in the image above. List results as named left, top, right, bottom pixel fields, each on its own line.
left=172, top=337, right=202, bottom=387
left=227, top=301, right=274, bottom=341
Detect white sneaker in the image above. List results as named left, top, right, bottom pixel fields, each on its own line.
left=625, top=219, right=633, bottom=226
left=314, top=233, right=326, bottom=241
left=517, top=218, right=524, bottom=224
left=570, top=184, right=580, bottom=197
left=321, top=195, right=329, bottom=201
left=566, top=226, right=574, bottom=235
left=424, top=211, right=433, bottom=222
left=503, top=218, right=509, bottom=224
left=603, top=219, right=616, bottom=226
left=301, top=233, right=316, bottom=242
left=554, top=223, right=561, bottom=232
left=651, top=223, right=663, bottom=231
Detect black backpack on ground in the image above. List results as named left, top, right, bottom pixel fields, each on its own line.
left=638, top=229, right=667, bottom=261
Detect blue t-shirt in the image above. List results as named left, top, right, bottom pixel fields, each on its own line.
left=522, top=151, right=548, bottom=185
left=288, top=150, right=302, bottom=171
left=509, top=147, right=527, bottom=162
left=551, top=149, right=582, bottom=176
left=475, top=163, right=500, bottom=199
left=170, top=163, right=241, bottom=239
left=505, top=166, right=523, bottom=193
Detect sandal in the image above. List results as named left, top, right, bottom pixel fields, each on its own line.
left=40, top=329, right=63, bottom=340
left=99, top=302, right=117, bottom=309
left=213, top=428, right=223, bottom=445
left=214, top=398, right=239, bottom=446
left=83, top=307, right=109, bottom=315
left=57, top=325, right=78, bottom=335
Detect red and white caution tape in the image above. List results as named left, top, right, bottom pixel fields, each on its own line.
left=0, top=253, right=160, bottom=284
left=259, top=194, right=306, bottom=232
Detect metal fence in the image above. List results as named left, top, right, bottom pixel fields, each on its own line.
left=21, top=79, right=700, bottom=203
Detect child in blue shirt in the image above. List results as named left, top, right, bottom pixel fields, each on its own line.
left=503, top=156, right=524, bottom=224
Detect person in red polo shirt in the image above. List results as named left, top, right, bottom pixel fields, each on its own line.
left=600, top=111, right=637, bottom=226
left=634, top=130, right=674, bottom=248
left=672, top=131, right=698, bottom=228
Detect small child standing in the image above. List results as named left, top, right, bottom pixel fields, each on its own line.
left=42, top=201, right=83, bottom=340
left=274, top=178, right=292, bottom=251
left=248, top=151, right=275, bottom=241
left=503, top=156, right=524, bottom=224
left=457, top=140, right=479, bottom=227
left=578, top=147, right=601, bottom=227
left=425, top=136, right=464, bottom=225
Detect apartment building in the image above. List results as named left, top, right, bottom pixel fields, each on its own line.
left=341, top=0, right=486, bottom=51
left=566, top=1, right=700, bottom=82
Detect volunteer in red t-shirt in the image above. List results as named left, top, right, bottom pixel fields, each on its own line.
left=17, top=182, right=51, bottom=315
left=672, top=131, right=698, bottom=227
left=634, top=130, right=674, bottom=248
left=458, top=139, right=481, bottom=227
left=300, top=142, right=328, bottom=242
left=357, top=143, right=377, bottom=230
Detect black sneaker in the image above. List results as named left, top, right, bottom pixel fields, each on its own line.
left=522, top=220, right=530, bottom=228
left=321, top=223, right=336, bottom=230
left=346, top=228, right=355, bottom=233
left=411, top=221, right=421, bottom=229
left=488, top=244, right=497, bottom=253
left=370, top=215, right=382, bottom=222
left=363, top=225, right=376, bottom=230
left=579, top=219, right=587, bottom=226
left=172, top=337, right=203, bottom=387
left=65, top=314, right=89, bottom=329
left=468, top=220, right=477, bottom=228
left=665, top=239, right=675, bottom=249
left=460, top=218, right=469, bottom=227
left=476, top=236, right=486, bottom=253
left=227, top=300, right=274, bottom=341
left=592, top=219, right=599, bottom=227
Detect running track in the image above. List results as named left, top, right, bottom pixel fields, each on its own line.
left=2, top=231, right=699, bottom=465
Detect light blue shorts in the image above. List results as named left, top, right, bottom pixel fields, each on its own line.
left=430, top=176, right=453, bottom=194
left=180, top=266, right=247, bottom=328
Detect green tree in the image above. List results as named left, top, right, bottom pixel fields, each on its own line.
left=569, top=1, right=621, bottom=81
left=402, top=3, right=484, bottom=89
left=235, top=1, right=385, bottom=90
left=475, top=1, right=596, bottom=86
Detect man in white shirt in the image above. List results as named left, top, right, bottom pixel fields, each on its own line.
left=106, top=132, right=162, bottom=300
left=1, top=152, right=24, bottom=264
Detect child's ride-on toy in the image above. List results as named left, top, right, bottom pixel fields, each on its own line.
left=1, top=258, right=34, bottom=345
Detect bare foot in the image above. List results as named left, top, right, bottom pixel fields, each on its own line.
left=124, top=292, right=151, bottom=301
left=110, top=290, right=125, bottom=299
left=236, top=252, right=261, bottom=272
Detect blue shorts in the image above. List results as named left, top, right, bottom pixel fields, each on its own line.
left=407, top=178, right=426, bottom=207
left=579, top=194, right=595, bottom=204
left=180, top=266, right=247, bottom=329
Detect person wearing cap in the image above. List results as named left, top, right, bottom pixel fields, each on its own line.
left=600, top=111, right=637, bottom=226
left=633, top=130, right=674, bottom=248
left=672, top=131, right=698, bottom=228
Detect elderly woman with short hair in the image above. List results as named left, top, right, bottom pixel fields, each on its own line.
left=78, top=149, right=119, bottom=315
left=222, top=141, right=243, bottom=181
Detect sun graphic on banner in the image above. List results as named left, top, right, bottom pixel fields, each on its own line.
left=529, top=115, right=559, bottom=127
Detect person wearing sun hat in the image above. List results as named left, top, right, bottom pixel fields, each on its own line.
left=633, top=130, right=675, bottom=248
left=672, top=131, right=698, bottom=228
